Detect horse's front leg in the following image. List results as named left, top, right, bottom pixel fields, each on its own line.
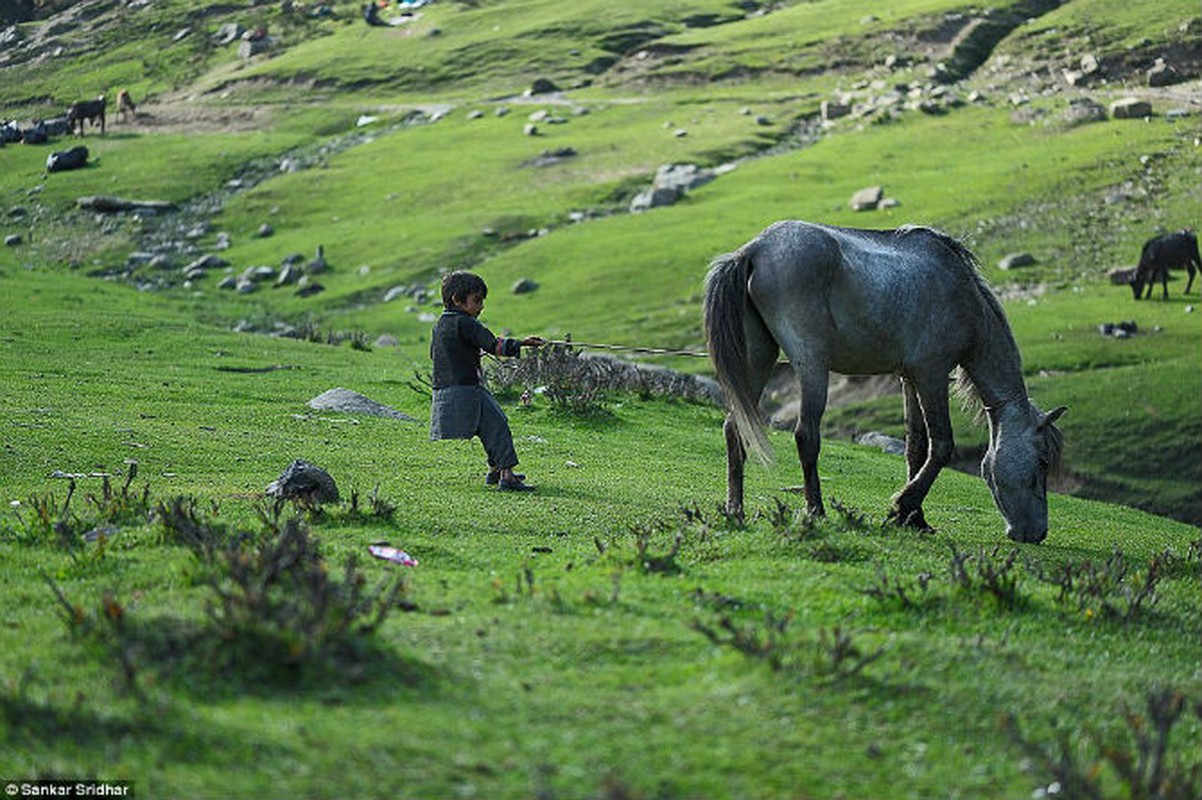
left=892, top=377, right=931, bottom=529
left=889, top=378, right=953, bottom=530
left=724, top=415, right=747, bottom=520
left=795, top=371, right=829, bottom=517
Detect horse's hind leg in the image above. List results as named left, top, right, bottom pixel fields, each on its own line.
left=724, top=415, right=747, bottom=519
left=901, top=377, right=928, bottom=484
left=723, top=318, right=778, bottom=519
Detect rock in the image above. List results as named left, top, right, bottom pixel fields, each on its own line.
left=1147, top=58, right=1179, bottom=87
left=306, top=244, right=327, bottom=274
left=523, top=123, right=539, bottom=136
left=1063, top=98, right=1106, bottom=125
left=528, top=77, right=560, bottom=95
left=4, top=234, right=21, bottom=246
left=255, top=223, right=274, bottom=238
left=849, top=186, right=884, bottom=211
left=857, top=432, right=906, bottom=456
left=512, top=277, right=539, bottom=294
left=374, top=334, right=399, bottom=348
left=998, top=253, right=1036, bottom=270
left=1110, top=98, right=1152, bottom=119
left=265, top=459, right=339, bottom=505
left=821, top=100, right=850, bottom=121
left=629, top=163, right=719, bottom=213
left=307, top=387, right=415, bottom=420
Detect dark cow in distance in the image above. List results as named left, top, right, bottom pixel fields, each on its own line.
left=67, top=95, right=106, bottom=136
left=1131, top=230, right=1200, bottom=300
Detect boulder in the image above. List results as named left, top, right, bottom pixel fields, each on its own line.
left=1110, top=98, right=1152, bottom=119
left=998, top=252, right=1036, bottom=270
left=857, top=431, right=906, bottom=456
left=849, top=185, right=884, bottom=211
left=307, top=387, right=415, bottom=420
left=266, top=459, right=339, bottom=505
left=512, top=277, right=539, bottom=294
left=1147, top=58, right=1179, bottom=87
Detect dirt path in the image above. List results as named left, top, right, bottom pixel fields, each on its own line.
left=111, top=100, right=275, bottom=135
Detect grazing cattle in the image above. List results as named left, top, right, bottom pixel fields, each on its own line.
left=46, top=145, right=89, bottom=172
left=1131, top=230, right=1200, bottom=300
left=116, top=89, right=137, bottom=121
left=67, top=95, right=106, bottom=136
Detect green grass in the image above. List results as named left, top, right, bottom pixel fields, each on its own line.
left=2, top=0, right=1201, bottom=796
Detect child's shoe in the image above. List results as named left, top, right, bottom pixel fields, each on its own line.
left=486, top=470, right=524, bottom=486
left=497, top=476, right=535, bottom=492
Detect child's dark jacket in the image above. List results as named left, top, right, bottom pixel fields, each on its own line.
left=429, top=309, right=521, bottom=442
left=430, top=309, right=521, bottom=389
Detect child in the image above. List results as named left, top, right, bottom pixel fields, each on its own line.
left=429, top=271, right=544, bottom=491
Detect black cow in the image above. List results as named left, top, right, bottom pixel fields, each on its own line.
left=1131, top=230, right=1200, bottom=300
left=46, top=145, right=89, bottom=173
left=66, top=95, right=106, bottom=136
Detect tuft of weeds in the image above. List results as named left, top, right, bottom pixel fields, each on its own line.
left=83, top=462, right=153, bottom=528
left=157, top=496, right=404, bottom=672
left=1030, top=548, right=1167, bottom=622
left=947, top=543, right=1024, bottom=608
left=489, top=341, right=612, bottom=417
left=692, top=610, right=797, bottom=672
left=860, top=564, right=935, bottom=610
left=692, top=612, right=886, bottom=682
left=42, top=575, right=143, bottom=698
left=628, top=520, right=683, bottom=575
left=1002, top=687, right=1202, bottom=800
left=343, top=484, right=398, bottom=522
left=9, top=480, right=81, bottom=546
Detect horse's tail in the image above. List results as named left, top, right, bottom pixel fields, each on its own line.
left=703, top=247, right=773, bottom=463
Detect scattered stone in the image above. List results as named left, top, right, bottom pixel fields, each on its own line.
left=1097, top=320, right=1138, bottom=338
left=849, top=185, right=884, bottom=211
left=998, top=252, right=1036, bottom=270
left=857, top=431, right=906, bottom=456
left=1110, top=98, right=1152, bottom=119
left=4, top=234, right=21, bottom=246
left=821, top=100, right=850, bottom=121
left=374, top=334, right=399, bottom=348
left=255, top=223, right=274, bottom=238
left=307, top=387, right=415, bottom=420
left=528, top=77, right=559, bottom=95
left=1147, top=58, right=1179, bottom=87
left=512, top=277, right=538, bottom=294
left=523, top=123, right=539, bottom=136
left=630, top=163, right=720, bottom=213
left=266, top=459, right=339, bottom=505
left=77, top=196, right=175, bottom=213
left=306, top=244, right=327, bottom=274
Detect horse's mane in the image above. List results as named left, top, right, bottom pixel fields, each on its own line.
left=892, top=226, right=1019, bottom=422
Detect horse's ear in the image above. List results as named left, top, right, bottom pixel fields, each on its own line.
left=1039, top=405, right=1068, bottom=430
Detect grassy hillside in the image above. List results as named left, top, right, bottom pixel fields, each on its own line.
left=2, top=0, right=1200, bottom=796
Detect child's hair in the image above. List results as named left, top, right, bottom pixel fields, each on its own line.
left=441, top=271, right=488, bottom=308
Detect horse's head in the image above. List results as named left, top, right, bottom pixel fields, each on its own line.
left=981, top=403, right=1067, bottom=544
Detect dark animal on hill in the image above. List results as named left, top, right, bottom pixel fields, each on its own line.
left=704, top=221, right=1066, bottom=544
left=66, top=95, right=106, bottom=136
left=1130, top=230, right=1199, bottom=300
left=46, top=145, right=88, bottom=172
left=116, top=89, right=137, bottom=121
left=21, top=121, right=48, bottom=144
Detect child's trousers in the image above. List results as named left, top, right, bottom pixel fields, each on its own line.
left=430, top=386, right=519, bottom=469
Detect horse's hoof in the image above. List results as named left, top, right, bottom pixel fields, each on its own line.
left=888, top=507, right=932, bottom=532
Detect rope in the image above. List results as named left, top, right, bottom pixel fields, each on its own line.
left=544, top=339, right=710, bottom=358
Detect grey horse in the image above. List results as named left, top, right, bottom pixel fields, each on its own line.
left=704, top=221, right=1065, bottom=543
